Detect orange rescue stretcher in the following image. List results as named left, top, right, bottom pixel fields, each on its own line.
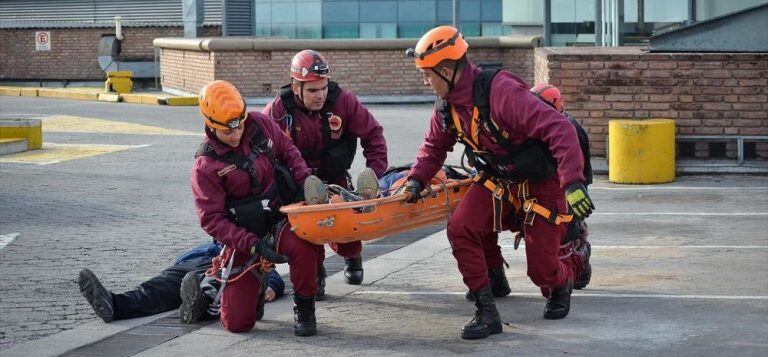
left=280, top=178, right=472, bottom=245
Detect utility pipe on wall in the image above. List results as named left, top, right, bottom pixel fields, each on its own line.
left=114, top=16, right=124, bottom=40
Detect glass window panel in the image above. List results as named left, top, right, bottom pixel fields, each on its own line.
left=272, top=3, right=296, bottom=24
left=297, top=2, right=322, bottom=23
left=460, top=22, right=481, bottom=36
left=272, top=23, right=296, bottom=38
left=399, top=1, right=436, bottom=22
left=399, top=23, right=434, bottom=38
left=255, top=2, right=271, bottom=24
left=644, top=0, right=687, bottom=22
left=437, top=0, right=453, bottom=22
left=255, top=24, right=271, bottom=36
left=297, top=23, right=322, bottom=38
left=460, top=0, right=481, bottom=21
left=504, top=0, right=542, bottom=23
left=481, top=0, right=501, bottom=21
left=481, top=22, right=503, bottom=35
left=360, top=1, right=397, bottom=22
left=360, top=22, right=397, bottom=38
left=551, top=0, right=593, bottom=22
left=323, top=23, right=359, bottom=38
left=323, top=2, right=359, bottom=22
left=696, top=0, right=767, bottom=21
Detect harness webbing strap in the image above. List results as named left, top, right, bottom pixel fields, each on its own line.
left=472, top=175, right=573, bottom=228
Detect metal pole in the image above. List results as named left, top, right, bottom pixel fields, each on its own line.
left=637, top=0, right=644, bottom=37
left=452, top=0, right=460, bottom=30
left=544, top=0, right=551, bottom=46
left=154, top=47, right=159, bottom=90
left=687, top=0, right=696, bottom=25
left=617, top=0, right=624, bottom=45
left=595, top=0, right=603, bottom=46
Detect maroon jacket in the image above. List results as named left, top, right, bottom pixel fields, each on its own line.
left=408, top=62, right=585, bottom=190
left=190, top=113, right=311, bottom=251
left=262, top=84, right=388, bottom=179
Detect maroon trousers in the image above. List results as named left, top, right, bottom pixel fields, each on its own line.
left=219, top=249, right=263, bottom=332
left=446, top=178, right=584, bottom=296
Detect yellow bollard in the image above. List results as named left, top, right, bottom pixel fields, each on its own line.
left=608, top=119, right=675, bottom=184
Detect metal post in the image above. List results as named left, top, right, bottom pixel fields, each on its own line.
left=544, top=0, right=551, bottom=46
left=738, top=137, right=744, bottom=165
left=154, top=47, right=159, bottom=90
left=617, top=0, right=624, bottom=45
left=637, top=0, right=644, bottom=38
left=452, top=0, right=460, bottom=30
left=687, top=0, right=696, bottom=25
left=595, top=0, right=603, bottom=46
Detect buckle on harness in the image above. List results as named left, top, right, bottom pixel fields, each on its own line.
left=523, top=198, right=536, bottom=226
left=547, top=208, right=559, bottom=225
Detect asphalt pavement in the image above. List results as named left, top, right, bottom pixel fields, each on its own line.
left=1, top=96, right=767, bottom=356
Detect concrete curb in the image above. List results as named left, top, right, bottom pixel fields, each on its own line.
left=0, top=86, right=198, bottom=106
left=0, top=138, right=28, bottom=156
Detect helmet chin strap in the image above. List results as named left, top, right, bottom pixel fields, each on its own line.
left=430, top=61, right=461, bottom=95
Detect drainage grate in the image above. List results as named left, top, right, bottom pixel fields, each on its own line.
left=58, top=223, right=445, bottom=356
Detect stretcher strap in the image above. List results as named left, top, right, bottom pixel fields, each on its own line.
left=472, top=175, right=573, bottom=227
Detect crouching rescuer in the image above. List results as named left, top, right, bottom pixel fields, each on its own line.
left=191, top=80, right=322, bottom=336
left=404, top=26, right=595, bottom=339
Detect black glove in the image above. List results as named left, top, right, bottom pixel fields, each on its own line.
left=403, top=179, right=424, bottom=203
left=565, top=182, right=594, bottom=220
left=250, top=238, right=289, bottom=264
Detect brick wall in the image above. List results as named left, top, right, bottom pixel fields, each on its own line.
left=0, top=26, right=220, bottom=80
left=534, top=47, right=768, bottom=158
left=159, top=47, right=535, bottom=97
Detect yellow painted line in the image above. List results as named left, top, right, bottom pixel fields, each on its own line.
left=42, top=115, right=200, bottom=136
left=0, top=142, right=149, bottom=165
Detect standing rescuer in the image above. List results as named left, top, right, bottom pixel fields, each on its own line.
left=404, top=26, right=594, bottom=340
left=191, top=80, right=324, bottom=336
left=263, top=49, right=388, bottom=295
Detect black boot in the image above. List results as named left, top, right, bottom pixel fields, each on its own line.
left=179, top=272, right=209, bottom=323
left=543, top=279, right=573, bottom=320
left=293, top=294, right=317, bottom=336
left=78, top=269, right=115, bottom=323
left=466, top=266, right=511, bottom=301
left=574, top=241, right=591, bottom=290
left=343, top=255, right=364, bottom=285
left=461, top=285, right=503, bottom=340
left=316, top=264, right=327, bottom=301
left=256, top=275, right=267, bottom=321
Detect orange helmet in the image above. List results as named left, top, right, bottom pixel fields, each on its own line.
left=530, top=84, right=564, bottom=112
left=199, top=80, right=246, bottom=130
left=406, top=26, right=468, bottom=68
left=290, top=49, right=330, bottom=82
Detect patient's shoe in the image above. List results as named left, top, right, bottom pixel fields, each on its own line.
left=356, top=168, right=380, bottom=200
left=304, top=175, right=328, bottom=205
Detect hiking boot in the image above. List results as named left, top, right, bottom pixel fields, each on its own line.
left=316, top=264, right=327, bottom=301
left=543, top=279, right=573, bottom=320
left=293, top=294, right=317, bottom=336
left=466, top=266, right=511, bottom=301
left=179, top=271, right=209, bottom=324
left=461, top=285, right=503, bottom=340
left=356, top=168, right=380, bottom=200
left=256, top=276, right=267, bottom=321
left=78, top=269, right=115, bottom=323
left=303, top=175, right=328, bottom=205
left=343, top=255, right=364, bottom=285
left=574, top=241, right=591, bottom=290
